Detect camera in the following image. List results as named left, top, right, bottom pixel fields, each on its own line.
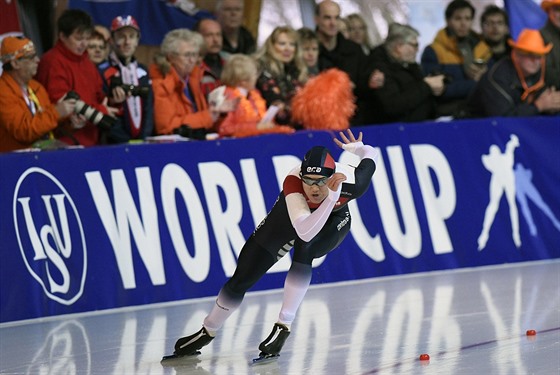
left=173, top=124, right=207, bottom=140
left=473, top=58, right=487, bottom=67
left=64, top=91, right=116, bottom=129
left=109, top=76, right=149, bottom=98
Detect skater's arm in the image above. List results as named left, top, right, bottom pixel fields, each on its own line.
left=334, top=130, right=377, bottom=199
left=286, top=183, right=342, bottom=242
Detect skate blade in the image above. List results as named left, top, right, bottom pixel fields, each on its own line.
left=251, top=352, right=279, bottom=365
left=161, top=350, right=201, bottom=362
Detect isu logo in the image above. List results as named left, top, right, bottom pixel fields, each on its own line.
left=13, top=167, right=87, bottom=305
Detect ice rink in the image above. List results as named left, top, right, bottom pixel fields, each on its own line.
left=1, top=259, right=558, bottom=375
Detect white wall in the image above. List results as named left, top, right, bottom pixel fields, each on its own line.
left=257, top=0, right=504, bottom=62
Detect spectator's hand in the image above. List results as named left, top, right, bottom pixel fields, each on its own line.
left=465, top=63, right=487, bottom=81
left=327, top=172, right=347, bottom=192
left=534, top=87, right=560, bottom=113
left=102, top=97, right=119, bottom=117
left=55, top=95, right=76, bottom=118
left=213, top=97, right=240, bottom=113
left=368, top=69, right=384, bottom=89
left=69, top=113, right=87, bottom=129
left=424, top=75, right=445, bottom=96
left=256, top=120, right=275, bottom=130
left=111, top=86, right=127, bottom=104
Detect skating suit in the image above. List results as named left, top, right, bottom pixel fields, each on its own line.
left=224, top=151, right=376, bottom=298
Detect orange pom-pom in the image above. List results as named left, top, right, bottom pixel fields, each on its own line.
left=291, top=68, right=356, bottom=130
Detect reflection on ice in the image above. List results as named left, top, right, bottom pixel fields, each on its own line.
left=0, top=260, right=558, bottom=375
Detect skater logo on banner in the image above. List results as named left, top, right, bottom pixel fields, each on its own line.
left=13, top=167, right=87, bottom=305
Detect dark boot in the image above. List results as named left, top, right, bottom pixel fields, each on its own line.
left=174, top=327, right=214, bottom=356
left=258, top=323, right=290, bottom=355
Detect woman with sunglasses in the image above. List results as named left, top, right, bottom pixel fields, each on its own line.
left=165, top=129, right=377, bottom=361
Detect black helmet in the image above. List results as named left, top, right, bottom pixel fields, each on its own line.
left=300, top=146, right=335, bottom=177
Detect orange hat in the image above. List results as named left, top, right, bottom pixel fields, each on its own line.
left=507, top=29, right=553, bottom=55
left=1, top=36, right=36, bottom=63
left=541, top=0, right=560, bottom=11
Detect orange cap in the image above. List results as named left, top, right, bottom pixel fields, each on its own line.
left=1, top=36, right=36, bottom=63
left=541, top=0, right=560, bottom=11
left=507, top=29, right=553, bottom=55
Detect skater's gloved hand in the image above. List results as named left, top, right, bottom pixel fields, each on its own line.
left=334, top=129, right=378, bottom=161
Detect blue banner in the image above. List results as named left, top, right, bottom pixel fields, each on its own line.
left=504, top=0, right=548, bottom=39
left=68, top=0, right=214, bottom=45
left=1, top=117, right=559, bottom=323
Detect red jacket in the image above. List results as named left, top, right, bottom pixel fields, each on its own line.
left=0, top=73, right=60, bottom=152
left=35, top=40, right=107, bottom=146
left=149, top=64, right=213, bottom=135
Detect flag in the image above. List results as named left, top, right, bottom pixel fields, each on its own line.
left=0, top=0, right=21, bottom=35
left=68, top=0, right=214, bottom=46
left=504, top=0, right=547, bottom=39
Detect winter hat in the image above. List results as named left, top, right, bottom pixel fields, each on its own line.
left=111, top=15, right=140, bottom=33
left=1, top=36, right=35, bottom=64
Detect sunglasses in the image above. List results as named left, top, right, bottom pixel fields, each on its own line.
left=300, top=175, right=329, bottom=186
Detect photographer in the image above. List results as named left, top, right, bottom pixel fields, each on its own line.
left=35, top=9, right=118, bottom=147
left=99, top=15, right=154, bottom=144
left=0, top=36, right=76, bottom=152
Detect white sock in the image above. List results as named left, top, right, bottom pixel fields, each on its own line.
left=278, top=262, right=312, bottom=327
left=203, top=288, right=242, bottom=333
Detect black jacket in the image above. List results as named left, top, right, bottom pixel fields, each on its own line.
left=365, top=45, right=436, bottom=124
left=467, top=57, right=543, bottom=117
left=318, top=33, right=371, bottom=125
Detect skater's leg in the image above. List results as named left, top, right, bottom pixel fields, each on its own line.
left=204, top=238, right=278, bottom=331
left=173, top=238, right=278, bottom=357
left=278, top=261, right=312, bottom=327
left=259, top=208, right=351, bottom=355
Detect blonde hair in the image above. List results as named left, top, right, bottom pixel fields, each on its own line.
left=220, top=54, right=258, bottom=87
left=253, top=26, right=308, bottom=82
left=346, top=13, right=373, bottom=49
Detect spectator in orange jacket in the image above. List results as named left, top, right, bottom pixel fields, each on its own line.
left=215, top=54, right=294, bottom=138
left=0, top=36, right=76, bottom=152
left=150, top=28, right=236, bottom=137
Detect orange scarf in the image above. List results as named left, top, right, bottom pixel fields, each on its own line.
left=511, top=54, right=546, bottom=103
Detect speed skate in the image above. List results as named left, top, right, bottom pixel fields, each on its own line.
left=161, top=351, right=200, bottom=361
left=251, top=352, right=279, bottom=365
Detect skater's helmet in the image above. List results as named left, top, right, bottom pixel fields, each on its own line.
left=300, top=146, right=335, bottom=177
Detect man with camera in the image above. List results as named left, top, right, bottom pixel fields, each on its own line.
left=99, top=15, right=154, bottom=144
left=36, top=9, right=118, bottom=147
left=0, top=36, right=77, bottom=152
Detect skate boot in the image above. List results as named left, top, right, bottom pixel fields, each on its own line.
left=258, top=323, right=291, bottom=356
left=173, top=326, right=214, bottom=357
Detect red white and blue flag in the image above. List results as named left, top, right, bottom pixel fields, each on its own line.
left=504, top=0, right=548, bottom=39
left=68, top=0, right=214, bottom=45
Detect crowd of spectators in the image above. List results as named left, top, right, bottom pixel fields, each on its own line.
left=1, top=0, right=559, bottom=152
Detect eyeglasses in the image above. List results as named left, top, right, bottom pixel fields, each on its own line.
left=19, top=53, right=38, bottom=61
left=405, top=41, right=419, bottom=48
left=175, top=51, right=199, bottom=59
left=482, top=21, right=506, bottom=27
left=300, top=175, right=329, bottom=186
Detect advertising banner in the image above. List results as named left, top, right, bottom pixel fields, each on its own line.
left=1, top=117, right=558, bottom=323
